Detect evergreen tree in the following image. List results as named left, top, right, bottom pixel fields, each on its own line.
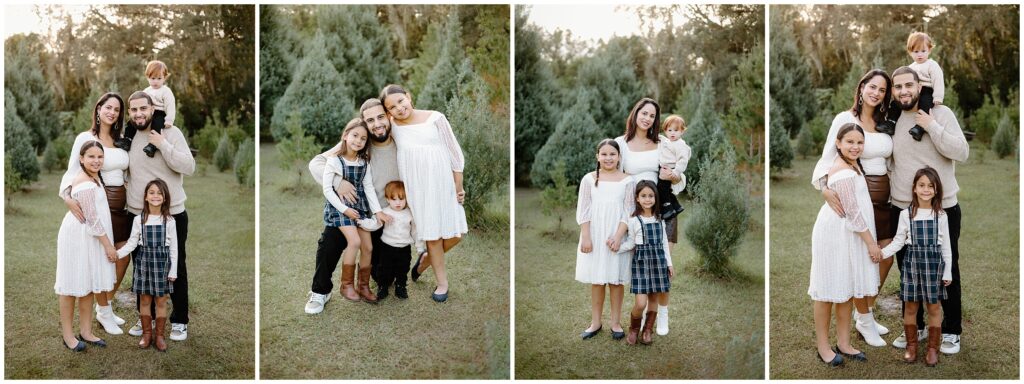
left=827, top=62, right=866, bottom=115
left=573, top=38, right=646, bottom=139
left=969, top=90, right=1003, bottom=143
left=41, top=141, right=61, bottom=173
left=768, top=97, right=794, bottom=169
left=234, top=137, right=256, bottom=187
left=514, top=7, right=558, bottom=185
left=276, top=113, right=322, bottom=190
left=768, top=11, right=816, bottom=137
left=4, top=90, right=41, bottom=183
left=991, top=112, right=1016, bottom=158
left=4, top=35, right=58, bottom=150
left=794, top=123, right=817, bottom=160
left=259, top=5, right=297, bottom=139
left=685, top=136, right=750, bottom=277
left=213, top=134, right=235, bottom=172
left=5, top=155, right=27, bottom=205
left=530, top=90, right=606, bottom=187
left=419, top=10, right=469, bottom=110
left=318, top=5, right=400, bottom=101
left=683, top=74, right=728, bottom=191
left=540, top=161, right=577, bottom=235
left=725, top=44, right=765, bottom=165
left=270, top=32, right=355, bottom=146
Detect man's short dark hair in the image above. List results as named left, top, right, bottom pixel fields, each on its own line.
left=128, top=91, right=154, bottom=105
left=359, top=98, right=383, bottom=116
left=891, top=66, right=920, bottom=83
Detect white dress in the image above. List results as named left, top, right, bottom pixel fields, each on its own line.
left=808, top=169, right=878, bottom=302
left=59, top=131, right=130, bottom=195
left=575, top=173, right=636, bottom=285
left=811, top=112, right=893, bottom=189
left=615, top=136, right=660, bottom=183
left=54, top=181, right=116, bottom=297
left=391, top=111, right=469, bottom=241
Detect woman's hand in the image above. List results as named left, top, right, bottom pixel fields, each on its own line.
left=65, top=197, right=85, bottom=223
left=580, top=235, right=593, bottom=253
left=343, top=208, right=360, bottom=220
left=822, top=187, right=845, bottom=218
left=105, top=246, right=118, bottom=262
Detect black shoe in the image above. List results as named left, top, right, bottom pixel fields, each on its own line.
left=77, top=334, right=107, bottom=348
left=816, top=348, right=844, bottom=366
left=834, top=345, right=865, bottom=361
left=394, top=284, right=409, bottom=299
left=411, top=251, right=427, bottom=282
left=876, top=120, right=896, bottom=136
left=143, top=143, right=159, bottom=157
left=114, top=138, right=133, bottom=152
left=61, top=337, right=86, bottom=352
left=431, top=286, right=448, bottom=303
left=580, top=325, right=602, bottom=340
left=611, top=329, right=626, bottom=340
left=661, top=205, right=684, bottom=221
left=909, top=125, right=926, bottom=141
left=376, top=284, right=390, bottom=301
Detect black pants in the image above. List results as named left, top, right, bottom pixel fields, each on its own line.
left=311, top=226, right=348, bottom=295
left=918, top=86, right=934, bottom=115
left=370, top=228, right=385, bottom=286
left=894, top=204, right=962, bottom=335
left=657, top=179, right=680, bottom=211
left=125, top=110, right=165, bottom=141
left=376, top=240, right=412, bottom=288
left=134, top=210, right=189, bottom=324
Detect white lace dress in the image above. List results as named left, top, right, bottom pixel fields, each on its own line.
left=811, top=111, right=893, bottom=188
left=575, top=173, right=636, bottom=285
left=54, top=181, right=116, bottom=297
left=808, top=169, right=879, bottom=302
left=391, top=111, right=469, bottom=241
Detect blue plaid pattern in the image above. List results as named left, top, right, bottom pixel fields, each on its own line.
left=323, top=157, right=371, bottom=227
left=630, top=218, right=671, bottom=294
left=132, top=221, right=173, bottom=296
left=900, top=215, right=947, bottom=303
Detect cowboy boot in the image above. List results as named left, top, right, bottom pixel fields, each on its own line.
left=925, top=326, right=941, bottom=366
left=626, top=314, right=642, bottom=345
left=641, top=310, right=657, bottom=345
left=902, top=324, right=918, bottom=363
left=340, top=264, right=359, bottom=301
left=154, top=317, right=168, bottom=352
left=138, top=315, right=153, bottom=349
left=357, top=266, right=378, bottom=303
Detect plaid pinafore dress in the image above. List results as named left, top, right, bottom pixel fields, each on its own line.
left=133, top=219, right=173, bottom=296
left=323, top=157, right=371, bottom=227
left=900, top=214, right=947, bottom=304
left=630, top=217, right=671, bottom=294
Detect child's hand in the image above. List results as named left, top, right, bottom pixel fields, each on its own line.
left=343, top=208, right=360, bottom=220
left=580, top=237, right=593, bottom=253
left=456, top=188, right=466, bottom=205
left=669, top=266, right=676, bottom=279
left=943, top=279, right=951, bottom=286
left=376, top=211, right=393, bottom=224
left=105, top=247, right=118, bottom=262
left=169, top=277, right=176, bottom=282
left=164, top=122, right=172, bottom=129
left=605, top=236, right=622, bottom=252
left=868, top=245, right=882, bottom=263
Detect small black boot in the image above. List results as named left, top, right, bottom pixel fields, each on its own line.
left=394, top=283, right=409, bottom=299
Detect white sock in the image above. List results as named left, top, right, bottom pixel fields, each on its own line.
left=658, top=305, right=668, bottom=313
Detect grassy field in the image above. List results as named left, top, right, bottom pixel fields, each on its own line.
left=4, top=161, right=256, bottom=379
left=768, top=148, right=1019, bottom=379
left=514, top=184, right=765, bottom=379
left=258, top=144, right=510, bottom=379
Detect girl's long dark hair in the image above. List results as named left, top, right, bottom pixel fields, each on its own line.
left=631, top=180, right=661, bottom=219
left=835, top=123, right=866, bottom=175
left=90, top=92, right=125, bottom=140
left=142, top=179, right=172, bottom=226
left=910, top=167, right=944, bottom=219
left=850, top=69, right=892, bottom=126
left=624, top=98, right=661, bottom=143
left=78, top=140, right=105, bottom=186
left=334, top=117, right=371, bottom=162
left=593, top=138, right=620, bottom=186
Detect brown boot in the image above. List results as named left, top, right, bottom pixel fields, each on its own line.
left=640, top=310, right=657, bottom=345
left=154, top=317, right=168, bottom=352
left=902, top=324, right=918, bottom=363
left=357, top=267, right=378, bottom=303
left=626, top=314, right=642, bottom=345
left=925, top=326, right=941, bottom=366
left=340, top=264, right=359, bottom=301
left=138, top=315, right=152, bottom=349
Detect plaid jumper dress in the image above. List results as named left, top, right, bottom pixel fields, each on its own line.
left=900, top=214, right=947, bottom=304
left=323, top=157, right=371, bottom=227
left=132, top=219, right=173, bottom=296
left=630, top=217, right=671, bottom=294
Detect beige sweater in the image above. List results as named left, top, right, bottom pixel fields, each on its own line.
left=908, top=59, right=945, bottom=103
left=144, top=86, right=177, bottom=126
left=889, top=105, right=968, bottom=209
left=125, top=126, right=196, bottom=214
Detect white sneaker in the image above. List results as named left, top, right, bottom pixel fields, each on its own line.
left=940, top=333, right=960, bottom=354
left=892, top=329, right=928, bottom=349
left=304, top=292, right=331, bottom=314
left=656, top=306, right=669, bottom=336
left=855, top=311, right=886, bottom=347
left=95, top=305, right=123, bottom=335
left=170, top=323, right=188, bottom=341
left=128, top=319, right=143, bottom=336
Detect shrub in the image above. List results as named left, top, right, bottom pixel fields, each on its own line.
left=794, top=123, right=817, bottom=159
left=684, top=138, right=750, bottom=277
left=41, top=141, right=60, bottom=173
left=276, top=113, right=321, bottom=191
left=991, top=112, right=1016, bottom=159
left=213, top=134, right=235, bottom=172
left=539, top=161, right=577, bottom=236
left=768, top=98, right=794, bottom=169
left=234, top=138, right=256, bottom=187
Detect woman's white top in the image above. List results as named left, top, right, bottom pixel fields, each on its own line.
left=59, top=131, right=129, bottom=196
left=811, top=111, right=893, bottom=189
left=615, top=135, right=660, bottom=183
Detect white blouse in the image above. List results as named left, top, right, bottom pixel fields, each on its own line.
left=615, top=136, right=660, bottom=183
left=59, top=131, right=130, bottom=197
left=618, top=215, right=673, bottom=267
left=881, top=208, right=953, bottom=281
left=117, top=214, right=179, bottom=278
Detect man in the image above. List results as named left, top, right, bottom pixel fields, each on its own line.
left=122, top=91, right=196, bottom=341
left=304, top=98, right=409, bottom=314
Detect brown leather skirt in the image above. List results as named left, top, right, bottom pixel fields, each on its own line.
left=105, top=185, right=132, bottom=243
left=864, top=175, right=895, bottom=240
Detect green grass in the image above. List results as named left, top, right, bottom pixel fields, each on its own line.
left=514, top=185, right=765, bottom=379
left=258, top=144, right=510, bottom=379
left=5, top=161, right=256, bottom=379
left=768, top=148, right=1019, bottom=379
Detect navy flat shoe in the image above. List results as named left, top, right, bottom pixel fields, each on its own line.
left=816, top=349, right=844, bottom=367
left=431, top=287, right=448, bottom=303
left=834, top=346, right=866, bottom=361
left=78, top=335, right=107, bottom=348
left=61, top=337, right=86, bottom=352
left=611, top=329, right=626, bottom=340
left=580, top=326, right=602, bottom=340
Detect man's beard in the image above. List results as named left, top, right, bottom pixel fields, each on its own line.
left=130, top=115, right=152, bottom=131
left=899, top=94, right=919, bottom=111
left=370, top=128, right=390, bottom=143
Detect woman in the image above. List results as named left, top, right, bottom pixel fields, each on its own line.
left=812, top=69, right=895, bottom=347
left=379, top=84, right=468, bottom=303
left=614, top=98, right=681, bottom=335
left=60, top=92, right=131, bottom=334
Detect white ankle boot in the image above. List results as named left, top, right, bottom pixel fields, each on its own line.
left=95, top=305, right=124, bottom=335
left=855, top=310, right=886, bottom=347
left=869, top=309, right=888, bottom=335
left=656, top=305, right=669, bottom=335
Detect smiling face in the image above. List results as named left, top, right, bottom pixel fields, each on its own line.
left=382, top=92, right=413, bottom=121
left=596, top=143, right=620, bottom=171
left=80, top=146, right=104, bottom=174
left=860, top=75, right=888, bottom=109
left=344, top=125, right=368, bottom=154
left=913, top=174, right=936, bottom=205
left=128, top=97, right=154, bottom=130
left=97, top=97, right=121, bottom=128
left=362, top=105, right=391, bottom=143
left=637, top=186, right=656, bottom=212
left=636, top=104, right=657, bottom=133
left=892, top=73, right=920, bottom=111
left=146, top=183, right=165, bottom=208
left=836, top=129, right=865, bottom=161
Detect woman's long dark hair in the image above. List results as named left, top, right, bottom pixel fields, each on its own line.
left=90, top=92, right=125, bottom=140
left=850, top=69, right=892, bottom=126
left=909, top=167, right=944, bottom=220
left=631, top=180, right=661, bottom=219
left=834, top=123, right=866, bottom=175
left=78, top=140, right=105, bottom=186
left=593, top=138, right=620, bottom=186
left=624, top=98, right=661, bottom=143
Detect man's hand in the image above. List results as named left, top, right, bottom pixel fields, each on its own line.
left=336, top=180, right=358, bottom=205
left=64, top=197, right=85, bottom=223
left=148, top=130, right=166, bottom=147
left=914, top=110, right=935, bottom=130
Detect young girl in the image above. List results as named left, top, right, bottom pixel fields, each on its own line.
left=808, top=123, right=883, bottom=365
left=120, top=60, right=177, bottom=156
left=116, top=179, right=177, bottom=352
left=375, top=181, right=423, bottom=300
left=618, top=180, right=674, bottom=345
left=55, top=141, right=118, bottom=351
left=322, top=118, right=383, bottom=303
left=575, top=139, right=635, bottom=340
left=881, top=167, right=952, bottom=366
left=380, top=84, right=467, bottom=303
